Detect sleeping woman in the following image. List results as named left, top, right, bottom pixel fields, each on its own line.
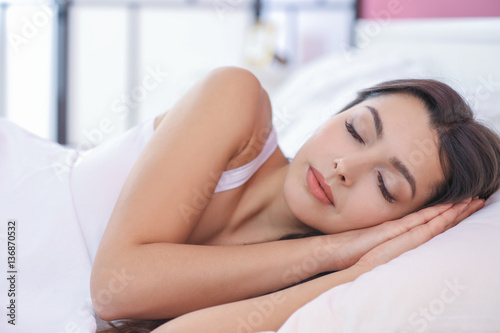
left=11, top=66, right=496, bottom=332
left=85, top=66, right=500, bottom=332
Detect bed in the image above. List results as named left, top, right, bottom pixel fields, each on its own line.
left=257, top=7, right=500, bottom=333
left=2, top=2, right=499, bottom=332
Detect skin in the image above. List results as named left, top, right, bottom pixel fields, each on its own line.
left=91, top=67, right=483, bottom=326
left=284, top=93, right=445, bottom=234
left=184, top=92, right=446, bottom=245
left=153, top=200, right=477, bottom=333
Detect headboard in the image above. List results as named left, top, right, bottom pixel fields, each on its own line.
left=358, top=0, right=500, bottom=19
left=348, top=0, right=500, bottom=134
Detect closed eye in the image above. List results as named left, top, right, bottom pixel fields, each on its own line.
left=377, top=172, right=395, bottom=203
left=345, top=120, right=365, bottom=144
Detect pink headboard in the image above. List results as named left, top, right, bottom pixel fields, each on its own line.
left=359, top=0, right=500, bottom=19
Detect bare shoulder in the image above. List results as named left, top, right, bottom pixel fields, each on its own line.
left=96, top=66, right=273, bottom=247
left=155, top=66, right=269, bottom=128
left=154, top=66, right=273, bottom=167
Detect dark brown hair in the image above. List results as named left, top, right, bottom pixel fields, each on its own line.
left=339, top=78, right=500, bottom=207
left=97, top=319, right=169, bottom=333
left=96, top=78, right=500, bottom=333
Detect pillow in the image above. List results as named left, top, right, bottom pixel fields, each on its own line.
left=271, top=28, right=500, bottom=159
left=264, top=189, right=500, bottom=332
left=270, top=51, right=434, bottom=158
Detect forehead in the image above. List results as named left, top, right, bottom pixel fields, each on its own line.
left=349, top=93, right=445, bottom=201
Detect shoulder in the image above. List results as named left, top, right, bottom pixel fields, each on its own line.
left=156, top=66, right=270, bottom=125
left=199, top=66, right=271, bottom=125
left=155, top=66, right=273, bottom=160
left=203, top=67, right=273, bottom=168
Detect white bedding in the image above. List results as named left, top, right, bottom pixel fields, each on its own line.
left=260, top=17, right=500, bottom=332
left=2, top=16, right=499, bottom=333
left=261, top=190, right=500, bottom=332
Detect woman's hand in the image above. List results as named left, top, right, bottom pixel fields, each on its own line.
left=318, top=198, right=484, bottom=272
left=353, top=198, right=484, bottom=271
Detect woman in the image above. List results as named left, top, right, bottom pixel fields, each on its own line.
left=87, top=67, right=500, bottom=332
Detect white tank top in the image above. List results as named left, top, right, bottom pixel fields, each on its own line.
left=215, top=124, right=277, bottom=192
left=0, top=116, right=278, bottom=332
left=70, top=116, right=278, bottom=261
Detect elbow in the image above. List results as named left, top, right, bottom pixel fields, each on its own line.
left=90, top=265, right=136, bottom=321
left=90, top=271, right=119, bottom=321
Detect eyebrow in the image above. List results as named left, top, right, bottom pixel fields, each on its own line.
left=365, top=105, right=383, bottom=140
left=390, top=157, right=417, bottom=199
left=365, top=105, right=417, bottom=199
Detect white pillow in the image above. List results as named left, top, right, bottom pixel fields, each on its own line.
left=271, top=51, right=434, bottom=158
left=265, top=189, right=500, bottom=332
left=271, top=45, right=500, bottom=159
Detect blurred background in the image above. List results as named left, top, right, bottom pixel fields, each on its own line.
left=0, top=0, right=499, bottom=151
left=0, top=0, right=355, bottom=146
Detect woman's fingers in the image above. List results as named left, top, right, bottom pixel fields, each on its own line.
left=413, top=202, right=469, bottom=240
left=329, top=198, right=483, bottom=271
left=355, top=200, right=477, bottom=270
left=397, top=203, right=454, bottom=229
left=444, top=198, right=484, bottom=231
left=379, top=202, right=456, bottom=241
left=389, top=197, right=473, bottom=234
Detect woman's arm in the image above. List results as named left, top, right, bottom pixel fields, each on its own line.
left=151, top=199, right=482, bottom=333
left=154, top=265, right=368, bottom=333
left=89, top=64, right=483, bottom=323
left=90, top=67, right=337, bottom=321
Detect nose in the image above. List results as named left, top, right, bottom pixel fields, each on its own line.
left=333, top=159, right=348, bottom=184
left=333, top=158, right=350, bottom=185
left=332, top=155, right=366, bottom=186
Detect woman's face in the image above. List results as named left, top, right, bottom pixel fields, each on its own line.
left=283, top=93, right=445, bottom=234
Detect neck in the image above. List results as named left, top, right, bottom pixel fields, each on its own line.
left=235, top=159, right=318, bottom=242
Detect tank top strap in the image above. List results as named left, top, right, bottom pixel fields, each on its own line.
left=214, top=126, right=278, bottom=193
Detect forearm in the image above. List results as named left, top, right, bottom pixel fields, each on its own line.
left=91, top=236, right=339, bottom=321
left=152, top=265, right=369, bottom=333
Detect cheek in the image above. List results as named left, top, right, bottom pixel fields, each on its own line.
left=339, top=184, right=397, bottom=230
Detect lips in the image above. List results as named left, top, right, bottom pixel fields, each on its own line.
left=306, top=166, right=335, bottom=206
